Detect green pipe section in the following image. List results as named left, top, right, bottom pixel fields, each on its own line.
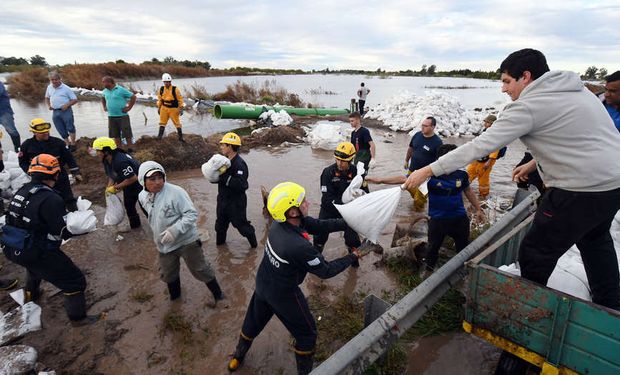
left=214, top=104, right=349, bottom=119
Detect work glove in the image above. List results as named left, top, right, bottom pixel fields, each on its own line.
left=179, top=108, right=184, bottom=116
left=105, top=185, right=118, bottom=195
left=160, top=228, right=175, bottom=245
left=369, top=159, right=377, bottom=169
left=352, top=240, right=375, bottom=259
left=404, top=161, right=409, bottom=170
left=218, top=165, right=228, bottom=174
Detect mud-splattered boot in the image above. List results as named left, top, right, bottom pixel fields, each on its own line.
left=295, top=352, right=314, bottom=375
left=167, top=278, right=181, bottom=300
left=227, top=334, right=253, bottom=372
left=157, top=126, right=165, bottom=140
left=177, top=128, right=186, bottom=143
left=216, top=231, right=227, bottom=246
left=129, top=214, right=141, bottom=229
left=63, top=291, right=87, bottom=321
left=247, top=233, right=258, bottom=248
left=0, top=278, right=18, bottom=290
left=347, top=247, right=360, bottom=268
left=206, top=278, right=225, bottom=301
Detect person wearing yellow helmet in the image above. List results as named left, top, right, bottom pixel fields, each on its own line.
left=228, top=182, right=368, bottom=374
left=156, top=73, right=186, bottom=143
left=92, top=136, right=142, bottom=229
left=313, top=142, right=363, bottom=267
left=3, top=154, right=97, bottom=324
left=214, top=132, right=257, bottom=248
left=18, top=118, right=83, bottom=211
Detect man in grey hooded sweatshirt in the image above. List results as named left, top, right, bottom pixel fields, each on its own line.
left=138, top=160, right=224, bottom=304
left=405, top=49, right=620, bottom=310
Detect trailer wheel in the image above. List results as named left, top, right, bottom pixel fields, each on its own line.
left=494, top=351, right=530, bottom=375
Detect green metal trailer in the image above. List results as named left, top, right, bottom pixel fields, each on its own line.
left=464, top=214, right=620, bottom=374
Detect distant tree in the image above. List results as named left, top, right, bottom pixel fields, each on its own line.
left=419, top=64, right=427, bottom=76
left=30, top=55, right=47, bottom=66
left=163, top=56, right=177, bottom=64
left=115, top=59, right=126, bottom=64
left=583, top=66, right=598, bottom=80
left=597, top=67, right=608, bottom=80
left=1, top=56, right=29, bottom=65
left=376, top=68, right=382, bottom=74
left=427, top=64, right=436, bottom=75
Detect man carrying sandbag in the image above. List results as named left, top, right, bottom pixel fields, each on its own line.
left=2, top=154, right=97, bottom=324
left=227, top=182, right=371, bottom=374
left=313, top=142, right=363, bottom=267
left=92, top=137, right=142, bottom=229
left=215, top=132, right=257, bottom=248
left=138, top=161, right=225, bottom=304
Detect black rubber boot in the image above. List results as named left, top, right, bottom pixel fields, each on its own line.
left=25, top=274, right=41, bottom=302
left=10, top=134, right=21, bottom=152
left=247, top=233, right=258, bottom=248
left=63, top=292, right=87, bottom=321
left=295, top=352, right=314, bottom=375
left=129, top=214, right=141, bottom=229
left=216, top=231, right=227, bottom=246
left=228, top=335, right=253, bottom=372
left=177, top=128, right=185, bottom=143
left=167, top=278, right=181, bottom=300
left=206, top=278, right=224, bottom=300
left=157, top=126, right=165, bottom=140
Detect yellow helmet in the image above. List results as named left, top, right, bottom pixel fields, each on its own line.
left=334, top=141, right=356, bottom=161
left=30, top=118, right=52, bottom=133
left=220, top=132, right=242, bottom=146
left=267, top=182, right=306, bottom=222
left=92, top=136, right=117, bottom=151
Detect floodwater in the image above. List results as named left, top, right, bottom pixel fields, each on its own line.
left=1, top=74, right=509, bottom=151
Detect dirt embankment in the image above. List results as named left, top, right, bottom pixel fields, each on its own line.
left=72, top=126, right=306, bottom=203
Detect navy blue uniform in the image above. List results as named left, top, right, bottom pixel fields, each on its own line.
left=351, top=127, right=373, bottom=171
left=4, top=182, right=87, bottom=320
left=408, top=131, right=443, bottom=172
left=314, top=163, right=361, bottom=252
left=240, top=217, right=357, bottom=355
left=19, top=136, right=79, bottom=210
left=215, top=154, right=256, bottom=245
left=103, top=150, right=142, bottom=228
left=423, top=170, right=470, bottom=270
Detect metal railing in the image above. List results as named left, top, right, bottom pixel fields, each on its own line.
left=311, top=190, right=540, bottom=374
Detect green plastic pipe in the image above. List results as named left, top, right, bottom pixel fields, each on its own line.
left=214, top=104, right=349, bottom=119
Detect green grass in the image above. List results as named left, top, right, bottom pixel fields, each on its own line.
left=161, top=311, right=194, bottom=345
left=131, top=290, right=154, bottom=303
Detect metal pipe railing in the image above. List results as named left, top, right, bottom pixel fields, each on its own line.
left=311, top=190, right=540, bottom=374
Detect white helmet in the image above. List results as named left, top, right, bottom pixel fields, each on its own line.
left=162, top=73, right=172, bottom=82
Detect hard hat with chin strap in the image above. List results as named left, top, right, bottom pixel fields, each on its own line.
left=162, top=73, right=172, bottom=82
left=29, top=118, right=51, bottom=133
left=28, top=154, right=60, bottom=175
left=220, top=132, right=242, bottom=146
left=334, top=142, right=356, bottom=161
left=267, top=182, right=306, bottom=222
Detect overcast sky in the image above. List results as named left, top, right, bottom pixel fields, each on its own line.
left=3, top=0, right=619, bottom=74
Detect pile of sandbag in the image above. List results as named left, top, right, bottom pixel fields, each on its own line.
left=259, top=110, right=294, bottom=126
left=304, top=121, right=350, bottom=150
left=0, top=151, right=31, bottom=197
left=201, top=154, right=231, bottom=183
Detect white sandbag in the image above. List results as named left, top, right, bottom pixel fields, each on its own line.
left=341, top=162, right=367, bottom=204
left=0, top=171, right=10, bottom=182
left=201, top=154, right=231, bottom=183
left=0, top=302, right=42, bottom=346
left=7, top=167, right=24, bottom=179
left=104, top=193, right=125, bottom=226
left=0, top=171, right=10, bottom=190
left=6, top=150, right=18, bottom=163
left=67, top=197, right=97, bottom=235
left=305, top=121, right=349, bottom=150
left=335, top=186, right=402, bottom=244
left=2, top=161, right=19, bottom=170
left=0, top=345, right=38, bottom=374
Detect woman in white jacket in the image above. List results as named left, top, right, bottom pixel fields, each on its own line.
left=138, top=160, right=224, bottom=304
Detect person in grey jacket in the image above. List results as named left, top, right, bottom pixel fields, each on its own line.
left=404, top=49, right=620, bottom=311
left=138, top=160, right=224, bottom=304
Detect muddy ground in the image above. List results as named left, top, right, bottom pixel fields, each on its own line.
left=0, top=119, right=508, bottom=374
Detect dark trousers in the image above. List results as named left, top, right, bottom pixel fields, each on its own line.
left=55, top=171, right=77, bottom=211
left=358, top=100, right=366, bottom=116
left=519, top=187, right=620, bottom=310
left=313, top=207, right=360, bottom=251
left=424, top=215, right=470, bottom=270
left=241, top=287, right=317, bottom=352
left=25, top=247, right=86, bottom=296
left=123, top=184, right=142, bottom=228
left=215, top=201, right=255, bottom=240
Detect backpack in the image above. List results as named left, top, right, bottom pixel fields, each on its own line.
left=159, top=86, right=179, bottom=108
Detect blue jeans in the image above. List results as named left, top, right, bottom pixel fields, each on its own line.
left=0, top=112, right=22, bottom=151
left=52, top=108, right=75, bottom=139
